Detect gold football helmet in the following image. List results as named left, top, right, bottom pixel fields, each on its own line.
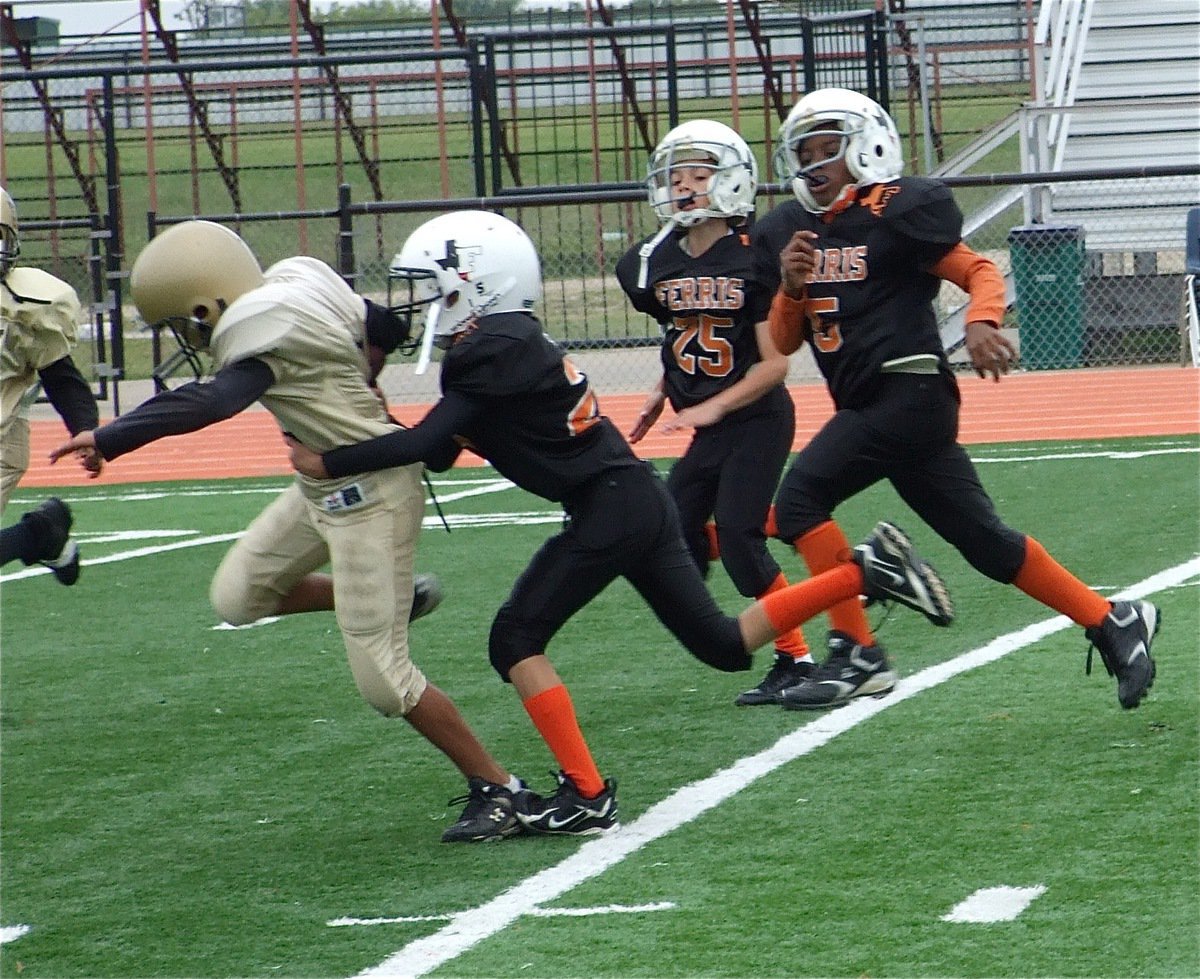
left=1, top=186, right=19, bottom=277
left=130, top=220, right=264, bottom=385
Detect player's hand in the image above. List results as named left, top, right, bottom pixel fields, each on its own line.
left=49, top=430, right=105, bottom=479
left=661, top=400, right=725, bottom=434
left=80, top=451, right=104, bottom=478
left=628, top=390, right=666, bottom=443
left=779, top=230, right=819, bottom=298
left=964, top=320, right=1017, bottom=381
left=283, top=434, right=331, bottom=480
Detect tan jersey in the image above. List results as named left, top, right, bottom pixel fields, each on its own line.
left=1, top=266, right=83, bottom=431
left=210, top=256, right=397, bottom=455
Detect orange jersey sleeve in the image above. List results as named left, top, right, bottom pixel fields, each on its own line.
left=767, top=289, right=807, bottom=356
left=929, top=242, right=1006, bottom=327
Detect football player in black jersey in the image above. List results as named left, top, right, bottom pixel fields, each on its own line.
left=615, top=119, right=815, bottom=707
left=285, top=210, right=956, bottom=835
left=753, top=87, right=1158, bottom=711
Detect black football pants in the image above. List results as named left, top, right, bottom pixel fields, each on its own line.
left=773, top=372, right=1027, bottom=583
left=489, top=462, right=750, bottom=679
left=667, top=389, right=794, bottom=598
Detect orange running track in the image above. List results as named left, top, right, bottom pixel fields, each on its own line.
left=20, top=366, right=1200, bottom=489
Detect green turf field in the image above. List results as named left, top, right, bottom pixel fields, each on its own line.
left=2, top=435, right=1197, bottom=978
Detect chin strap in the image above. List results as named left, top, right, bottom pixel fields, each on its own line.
left=413, top=300, right=442, bottom=375
left=636, top=219, right=682, bottom=290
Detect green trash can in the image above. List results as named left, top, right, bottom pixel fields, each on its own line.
left=1008, top=225, right=1086, bottom=369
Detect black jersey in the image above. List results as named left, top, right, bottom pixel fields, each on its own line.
left=615, top=228, right=775, bottom=414
left=440, top=311, right=641, bottom=502
left=752, top=176, right=962, bottom=409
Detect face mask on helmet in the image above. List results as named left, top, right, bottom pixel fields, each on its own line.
left=130, top=220, right=265, bottom=387
left=637, top=120, right=759, bottom=289
left=773, top=88, right=903, bottom=214
left=388, top=210, right=542, bottom=374
left=0, top=187, right=19, bottom=278
left=647, top=120, right=758, bottom=228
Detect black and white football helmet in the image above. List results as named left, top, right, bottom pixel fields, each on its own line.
left=388, top=210, right=542, bottom=374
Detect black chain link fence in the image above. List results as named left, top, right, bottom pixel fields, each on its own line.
left=4, top=1, right=1196, bottom=409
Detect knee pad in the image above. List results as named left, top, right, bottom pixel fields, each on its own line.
left=209, top=558, right=276, bottom=627
left=774, top=509, right=826, bottom=548
left=348, top=649, right=426, bottom=718
left=488, top=605, right=545, bottom=682
left=686, top=619, right=753, bottom=673
left=774, top=483, right=831, bottom=545
left=955, top=523, right=1027, bottom=583
left=717, top=529, right=779, bottom=598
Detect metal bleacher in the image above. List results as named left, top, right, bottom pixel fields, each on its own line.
left=1186, top=207, right=1200, bottom=366
left=1023, top=0, right=1200, bottom=252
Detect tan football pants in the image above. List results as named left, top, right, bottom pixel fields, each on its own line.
left=209, top=464, right=428, bottom=717
left=0, top=414, right=30, bottom=512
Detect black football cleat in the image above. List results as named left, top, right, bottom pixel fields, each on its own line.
left=514, top=771, right=618, bottom=836
left=20, top=497, right=80, bottom=586
left=778, top=631, right=897, bottom=710
left=854, top=521, right=953, bottom=627
left=441, top=776, right=526, bottom=843
left=1085, top=600, right=1159, bottom=709
left=409, top=573, right=444, bottom=623
left=735, top=654, right=815, bottom=706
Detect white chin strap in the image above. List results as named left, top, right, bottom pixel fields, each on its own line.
left=636, top=216, right=684, bottom=290
left=414, top=300, right=442, bottom=375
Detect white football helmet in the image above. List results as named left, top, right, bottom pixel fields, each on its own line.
left=647, top=119, right=758, bottom=227
left=1, top=186, right=19, bottom=277
left=130, top=220, right=265, bottom=384
left=388, top=210, right=542, bottom=374
left=774, top=88, right=903, bottom=213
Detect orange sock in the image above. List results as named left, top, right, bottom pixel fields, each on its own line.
left=761, top=563, right=863, bottom=635
left=760, top=573, right=811, bottom=660
left=1012, top=536, right=1111, bottom=628
left=796, top=521, right=874, bottom=645
left=764, top=505, right=778, bottom=539
left=522, top=685, right=605, bottom=798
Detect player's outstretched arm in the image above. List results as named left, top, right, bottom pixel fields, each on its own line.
left=47, top=430, right=104, bottom=478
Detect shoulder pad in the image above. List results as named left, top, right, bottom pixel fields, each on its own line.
left=2, top=268, right=83, bottom=348
left=872, top=178, right=962, bottom=245
left=262, top=255, right=341, bottom=285
left=4, top=267, right=80, bottom=307
left=210, top=287, right=297, bottom=369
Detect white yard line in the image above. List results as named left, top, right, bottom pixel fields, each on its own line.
left=942, top=886, right=1048, bottom=923
left=357, top=557, right=1200, bottom=979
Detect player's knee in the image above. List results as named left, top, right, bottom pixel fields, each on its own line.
left=668, top=610, right=752, bottom=673
left=355, top=659, right=426, bottom=718
left=488, top=607, right=544, bottom=682
left=339, top=628, right=427, bottom=717
left=774, top=512, right=824, bottom=548
left=210, top=573, right=256, bottom=628
left=773, top=492, right=829, bottom=546
left=685, top=619, right=753, bottom=673
left=209, top=569, right=262, bottom=626
left=955, top=524, right=1026, bottom=583
left=718, top=534, right=777, bottom=598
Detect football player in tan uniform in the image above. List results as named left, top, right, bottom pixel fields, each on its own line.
left=50, top=220, right=528, bottom=842
left=0, top=186, right=97, bottom=583
left=1, top=496, right=77, bottom=581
